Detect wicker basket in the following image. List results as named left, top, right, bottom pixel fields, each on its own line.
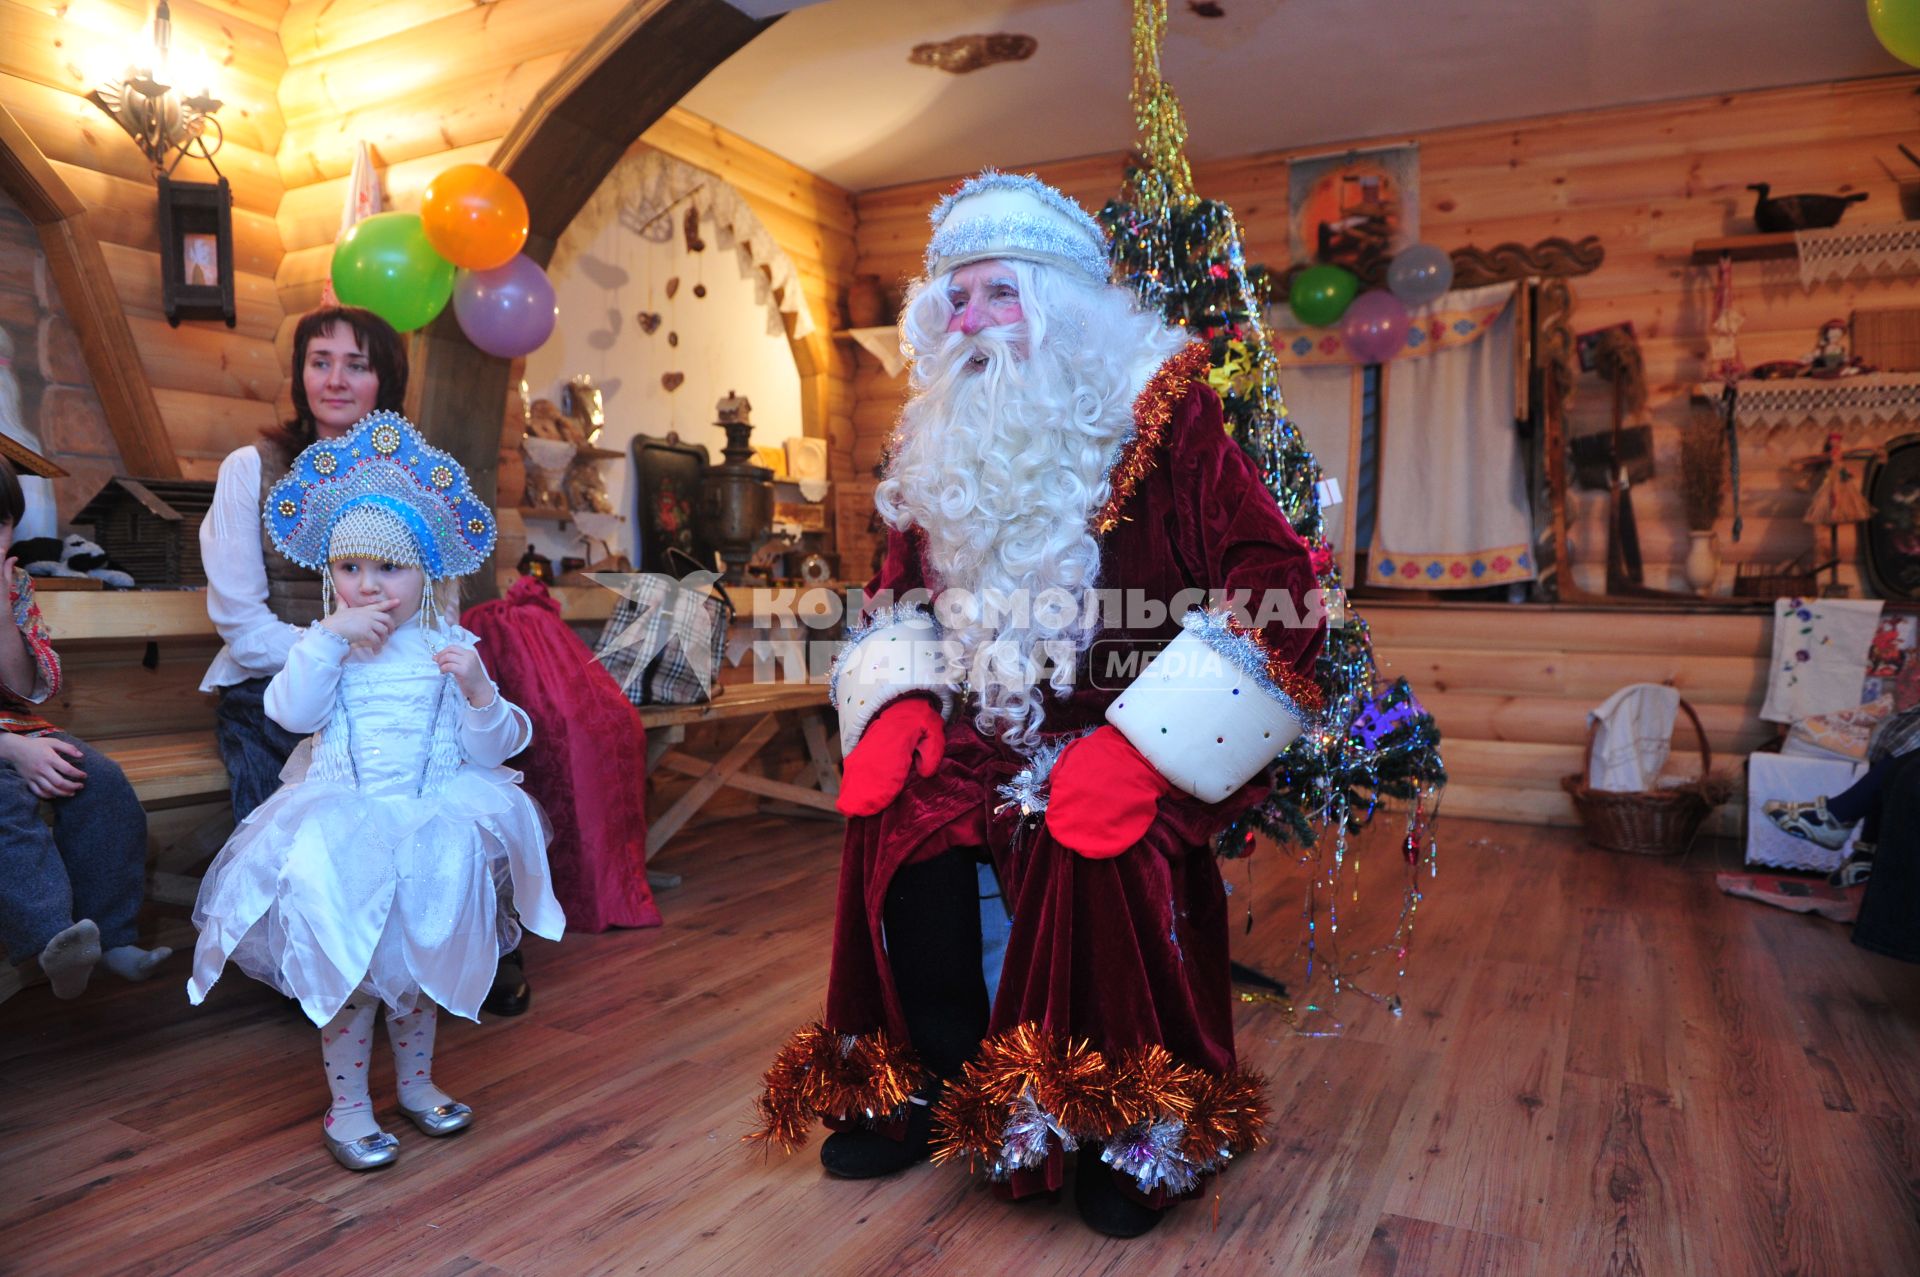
left=1561, top=697, right=1733, bottom=855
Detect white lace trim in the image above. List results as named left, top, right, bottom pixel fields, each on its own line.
left=1724, top=372, right=1920, bottom=437
left=1795, top=223, right=1920, bottom=287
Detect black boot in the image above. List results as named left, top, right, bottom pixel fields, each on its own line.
left=820, top=1095, right=936, bottom=1179
left=819, top=849, right=988, bottom=1179
left=483, top=947, right=531, bottom=1017
left=1075, top=1149, right=1167, bottom=1238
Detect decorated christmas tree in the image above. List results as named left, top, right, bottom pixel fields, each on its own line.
left=1100, top=0, right=1446, bottom=1017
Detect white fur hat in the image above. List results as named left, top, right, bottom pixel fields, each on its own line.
left=924, top=170, right=1110, bottom=284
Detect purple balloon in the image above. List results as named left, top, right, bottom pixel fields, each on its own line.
left=1341, top=289, right=1412, bottom=364
left=453, top=254, right=557, bottom=358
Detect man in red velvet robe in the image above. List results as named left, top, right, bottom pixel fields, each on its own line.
left=754, top=171, right=1325, bottom=1237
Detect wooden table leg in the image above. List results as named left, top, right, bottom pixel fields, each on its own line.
left=645, top=714, right=780, bottom=857
left=645, top=724, right=684, bottom=772
left=800, top=708, right=841, bottom=798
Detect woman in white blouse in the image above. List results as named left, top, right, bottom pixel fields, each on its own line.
left=200, top=306, right=408, bottom=816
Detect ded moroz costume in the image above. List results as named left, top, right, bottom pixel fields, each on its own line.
left=752, top=172, right=1326, bottom=1235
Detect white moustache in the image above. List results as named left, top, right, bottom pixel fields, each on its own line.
left=927, top=324, right=1030, bottom=380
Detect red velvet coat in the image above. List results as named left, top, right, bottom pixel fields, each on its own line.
left=463, top=578, right=663, bottom=933
left=766, top=345, right=1323, bottom=1200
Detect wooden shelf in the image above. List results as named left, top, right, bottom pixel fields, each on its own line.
left=1690, top=233, right=1799, bottom=264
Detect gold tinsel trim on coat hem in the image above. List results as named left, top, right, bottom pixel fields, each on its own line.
left=928, top=1022, right=1268, bottom=1188
left=1092, top=341, right=1216, bottom=536
left=747, top=1021, right=924, bottom=1153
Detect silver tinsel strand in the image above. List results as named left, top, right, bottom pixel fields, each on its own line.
left=993, top=735, right=1075, bottom=817
left=988, top=1089, right=1079, bottom=1182
left=1179, top=608, right=1318, bottom=730
left=1101, top=1118, right=1212, bottom=1196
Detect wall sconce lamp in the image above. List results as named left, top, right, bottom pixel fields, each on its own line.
left=84, top=1, right=224, bottom=177
left=85, top=2, right=235, bottom=328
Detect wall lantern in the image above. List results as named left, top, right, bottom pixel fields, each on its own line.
left=84, top=1, right=235, bottom=327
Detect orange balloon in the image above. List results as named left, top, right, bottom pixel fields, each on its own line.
left=420, top=164, right=529, bottom=271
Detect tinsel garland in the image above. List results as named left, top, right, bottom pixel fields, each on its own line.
left=1092, top=340, right=1214, bottom=535
left=747, top=1021, right=923, bottom=1152
left=929, top=1023, right=1267, bottom=1194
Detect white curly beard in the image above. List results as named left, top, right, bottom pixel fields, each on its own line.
left=876, top=266, right=1184, bottom=749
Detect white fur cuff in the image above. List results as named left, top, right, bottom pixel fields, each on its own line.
left=832, top=609, right=953, bottom=754
left=1106, top=629, right=1309, bottom=803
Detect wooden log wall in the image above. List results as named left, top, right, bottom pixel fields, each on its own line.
left=1365, top=601, right=1769, bottom=830
left=849, top=76, right=1920, bottom=595
left=0, top=0, right=290, bottom=483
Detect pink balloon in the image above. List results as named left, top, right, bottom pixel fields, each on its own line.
left=452, top=254, right=557, bottom=358
left=1341, top=289, right=1412, bottom=364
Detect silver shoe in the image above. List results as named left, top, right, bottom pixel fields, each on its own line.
left=398, top=1100, right=473, bottom=1137
left=324, top=1129, right=400, bottom=1171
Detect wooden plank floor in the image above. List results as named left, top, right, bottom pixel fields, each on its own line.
left=5, top=814, right=1920, bottom=1275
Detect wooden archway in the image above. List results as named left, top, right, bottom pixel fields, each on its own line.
left=0, top=103, right=178, bottom=479
left=409, top=0, right=778, bottom=581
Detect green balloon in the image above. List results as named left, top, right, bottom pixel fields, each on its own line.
left=330, top=212, right=456, bottom=332
left=1290, top=264, right=1360, bottom=328
left=1871, top=0, right=1920, bottom=67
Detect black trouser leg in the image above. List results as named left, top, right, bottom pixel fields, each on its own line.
left=883, top=847, right=989, bottom=1082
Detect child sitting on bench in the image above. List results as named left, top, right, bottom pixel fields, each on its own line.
left=0, top=457, right=168, bottom=997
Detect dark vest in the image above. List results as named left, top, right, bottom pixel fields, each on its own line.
left=256, top=438, right=323, bottom=626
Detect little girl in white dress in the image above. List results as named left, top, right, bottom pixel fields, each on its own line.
left=189, top=411, right=564, bottom=1171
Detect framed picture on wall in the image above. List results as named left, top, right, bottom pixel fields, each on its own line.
left=1866, top=433, right=1920, bottom=602
left=1288, top=143, right=1419, bottom=282
left=181, top=233, right=220, bottom=287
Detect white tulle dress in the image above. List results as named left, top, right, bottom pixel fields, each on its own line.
left=189, top=617, right=565, bottom=1025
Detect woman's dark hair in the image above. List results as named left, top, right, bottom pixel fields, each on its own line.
left=0, top=456, right=23, bottom=529
left=267, top=305, right=409, bottom=453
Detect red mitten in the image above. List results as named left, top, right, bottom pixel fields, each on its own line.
left=1045, top=726, right=1173, bottom=858
left=837, top=696, right=946, bottom=817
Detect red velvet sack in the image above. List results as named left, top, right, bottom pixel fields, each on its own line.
left=463, top=577, right=663, bottom=932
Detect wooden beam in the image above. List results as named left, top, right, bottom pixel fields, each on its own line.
left=0, top=103, right=180, bottom=479
left=409, top=0, right=770, bottom=600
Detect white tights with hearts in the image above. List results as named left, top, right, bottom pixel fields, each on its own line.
left=320, top=991, right=458, bottom=1142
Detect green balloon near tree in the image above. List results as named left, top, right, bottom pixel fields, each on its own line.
left=1289, top=263, right=1360, bottom=327
left=330, top=212, right=456, bottom=332
left=1870, top=0, right=1920, bottom=67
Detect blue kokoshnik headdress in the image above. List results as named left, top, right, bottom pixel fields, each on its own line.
left=265, top=411, right=496, bottom=582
